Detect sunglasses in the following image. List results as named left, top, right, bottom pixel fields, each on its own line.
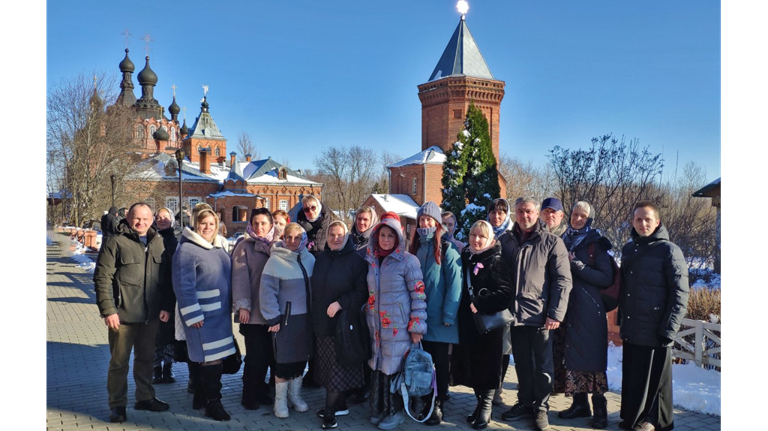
left=303, top=206, right=318, bottom=213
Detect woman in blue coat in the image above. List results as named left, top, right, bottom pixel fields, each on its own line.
left=173, top=208, right=236, bottom=422
left=408, top=201, right=462, bottom=425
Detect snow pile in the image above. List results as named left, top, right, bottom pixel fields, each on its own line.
left=69, top=240, right=96, bottom=274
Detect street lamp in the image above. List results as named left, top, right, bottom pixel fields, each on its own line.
left=175, top=148, right=186, bottom=227
left=110, top=174, right=116, bottom=208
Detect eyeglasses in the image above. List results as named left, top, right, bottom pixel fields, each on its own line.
left=303, top=206, right=318, bottom=213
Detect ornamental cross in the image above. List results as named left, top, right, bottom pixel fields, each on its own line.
left=122, top=28, right=131, bottom=49
left=171, top=84, right=177, bottom=97
left=202, top=85, right=209, bottom=96
left=182, top=106, right=187, bottom=121
left=142, top=33, right=154, bottom=57
left=93, top=75, right=98, bottom=89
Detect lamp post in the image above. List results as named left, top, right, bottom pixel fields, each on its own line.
left=175, top=148, right=186, bottom=227
left=110, top=174, right=116, bottom=208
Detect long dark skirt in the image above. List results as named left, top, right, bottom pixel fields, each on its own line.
left=565, top=370, right=608, bottom=396
left=369, top=369, right=404, bottom=417
left=274, top=361, right=306, bottom=380
left=315, top=336, right=364, bottom=392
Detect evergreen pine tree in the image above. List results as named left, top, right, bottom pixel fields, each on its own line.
left=441, top=102, right=501, bottom=239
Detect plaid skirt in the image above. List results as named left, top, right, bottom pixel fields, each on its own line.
left=315, top=336, right=364, bottom=392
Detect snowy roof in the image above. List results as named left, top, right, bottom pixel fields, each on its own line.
left=208, top=190, right=259, bottom=198
left=692, top=177, right=721, bottom=198
left=236, top=157, right=322, bottom=186
left=125, top=152, right=221, bottom=183
left=428, top=18, right=494, bottom=82
left=370, top=194, right=420, bottom=220
left=388, top=146, right=446, bottom=168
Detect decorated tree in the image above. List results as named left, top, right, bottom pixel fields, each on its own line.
left=441, top=102, right=501, bottom=239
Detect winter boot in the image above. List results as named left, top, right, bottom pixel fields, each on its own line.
left=241, top=369, right=259, bottom=410
left=189, top=363, right=206, bottom=410
left=287, top=377, right=309, bottom=412
left=200, top=363, right=231, bottom=421
left=591, top=394, right=608, bottom=429
left=162, top=363, right=176, bottom=383
left=466, top=393, right=480, bottom=423
left=152, top=366, right=163, bottom=384
left=426, top=398, right=443, bottom=426
left=472, top=389, right=494, bottom=429
left=274, top=381, right=290, bottom=418
left=558, top=392, right=591, bottom=419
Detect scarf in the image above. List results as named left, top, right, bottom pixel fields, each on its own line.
left=562, top=219, right=594, bottom=251
left=305, top=199, right=323, bottom=223
left=245, top=221, right=275, bottom=246
left=327, top=220, right=350, bottom=251
left=416, top=226, right=437, bottom=240
left=469, top=220, right=495, bottom=255
left=488, top=211, right=512, bottom=239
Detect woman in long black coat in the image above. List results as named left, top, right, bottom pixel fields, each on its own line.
left=557, top=201, right=614, bottom=429
left=311, top=220, right=369, bottom=429
left=451, top=220, right=515, bottom=430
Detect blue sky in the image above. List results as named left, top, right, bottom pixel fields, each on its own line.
left=45, top=0, right=721, bottom=181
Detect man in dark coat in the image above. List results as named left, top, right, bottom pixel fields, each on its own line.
left=94, top=202, right=173, bottom=423
left=499, top=197, right=572, bottom=431
left=100, top=206, right=120, bottom=242
left=618, top=201, right=689, bottom=431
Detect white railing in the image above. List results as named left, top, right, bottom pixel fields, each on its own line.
left=672, top=318, right=721, bottom=370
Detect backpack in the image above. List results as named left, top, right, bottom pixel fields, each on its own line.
left=588, top=242, right=622, bottom=312
left=390, top=343, right=436, bottom=422
left=334, top=305, right=371, bottom=367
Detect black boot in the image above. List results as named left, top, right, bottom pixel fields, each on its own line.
left=201, top=363, right=231, bottom=421
left=152, top=366, right=163, bottom=384
left=162, top=363, right=176, bottom=383
left=241, top=371, right=259, bottom=410
left=426, top=398, right=443, bottom=426
left=189, top=363, right=206, bottom=410
left=467, top=393, right=481, bottom=423
left=591, top=394, right=608, bottom=429
left=472, top=389, right=494, bottom=429
left=558, top=392, right=591, bottom=419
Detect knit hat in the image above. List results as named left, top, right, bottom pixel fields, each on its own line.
left=541, top=197, right=564, bottom=212
left=380, top=211, right=400, bottom=224
left=417, top=201, right=443, bottom=226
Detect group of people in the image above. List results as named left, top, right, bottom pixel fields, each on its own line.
left=93, top=193, right=689, bottom=431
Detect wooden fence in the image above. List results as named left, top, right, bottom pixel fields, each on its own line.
left=672, top=318, right=721, bottom=370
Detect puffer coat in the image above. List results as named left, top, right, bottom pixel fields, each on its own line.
left=364, top=218, right=428, bottom=375
left=619, top=224, right=689, bottom=348
left=415, top=233, right=462, bottom=344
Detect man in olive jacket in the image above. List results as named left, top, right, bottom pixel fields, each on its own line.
left=499, top=197, right=572, bottom=431
left=618, top=201, right=689, bottom=431
left=94, top=202, right=173, bottom=423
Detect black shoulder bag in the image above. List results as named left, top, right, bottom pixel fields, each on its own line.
left=466, top=267, right=515, bottom=334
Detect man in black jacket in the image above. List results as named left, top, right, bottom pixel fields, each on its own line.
left=94, top=202, right=173, bottom=423
left=618, top=201, right=689, bottom=431
left=100, top=206, right=120, bottom=242
left=499, top=197, right=572, bottom=431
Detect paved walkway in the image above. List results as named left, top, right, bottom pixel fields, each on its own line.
left=46, top=232, right=720, bottom=431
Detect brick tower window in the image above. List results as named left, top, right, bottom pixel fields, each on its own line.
left=412, top=177, right=418, bottom=195
left=453, top=109, right=462, bottom=119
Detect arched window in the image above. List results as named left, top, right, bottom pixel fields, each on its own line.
left=165, top=197, right=179, bottom=214
left=150, top=125, right=157, bottom=136
left=137, top=125, right=144, bottom=139
left=412, top=177, right=418, bottom=195
left=170, top=127, right=176, bottom=141
left=215, top=147, right=220, bottom=157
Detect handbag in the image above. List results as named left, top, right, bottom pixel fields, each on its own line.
left=334, top=304, right=371, bottom=366
left=222, top=338, right=242, bottom=375
left=466, top=267, right=515, bottom=334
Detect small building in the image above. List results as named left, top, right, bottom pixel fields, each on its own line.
left=693, top=177, right=721, bottom=273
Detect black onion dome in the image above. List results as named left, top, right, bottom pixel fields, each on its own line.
left=169, top=96, right=180, bottom=115
left=119, top=49, right=135, bottom=73
left=153, top=127, right=170, bottom=141
left=180, top=120, right=189, bottom=135
left=137, top=56, right=158, bottom=86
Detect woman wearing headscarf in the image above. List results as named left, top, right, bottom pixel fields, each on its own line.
left=350, top=206, right=379, bottom=258
left=296, top=195, right=338, bottom=256
left=485, top=198, right=514, bottom=405
left=408, top=201, right=462, bottom=425
left=556, top=201, right=614, bottom=429
left=173, top=207, right=236, bottom=422
left=231, top=208, right=277, bottom=410
left=451, top=220, right=515, bottom=430
left=441, top=210, right=466, bottom=252
left=311, top=220, right=369, bottom=429
left=260, top=222, right=315, bottom=419
left=365, top=212, right=427, bottom=430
